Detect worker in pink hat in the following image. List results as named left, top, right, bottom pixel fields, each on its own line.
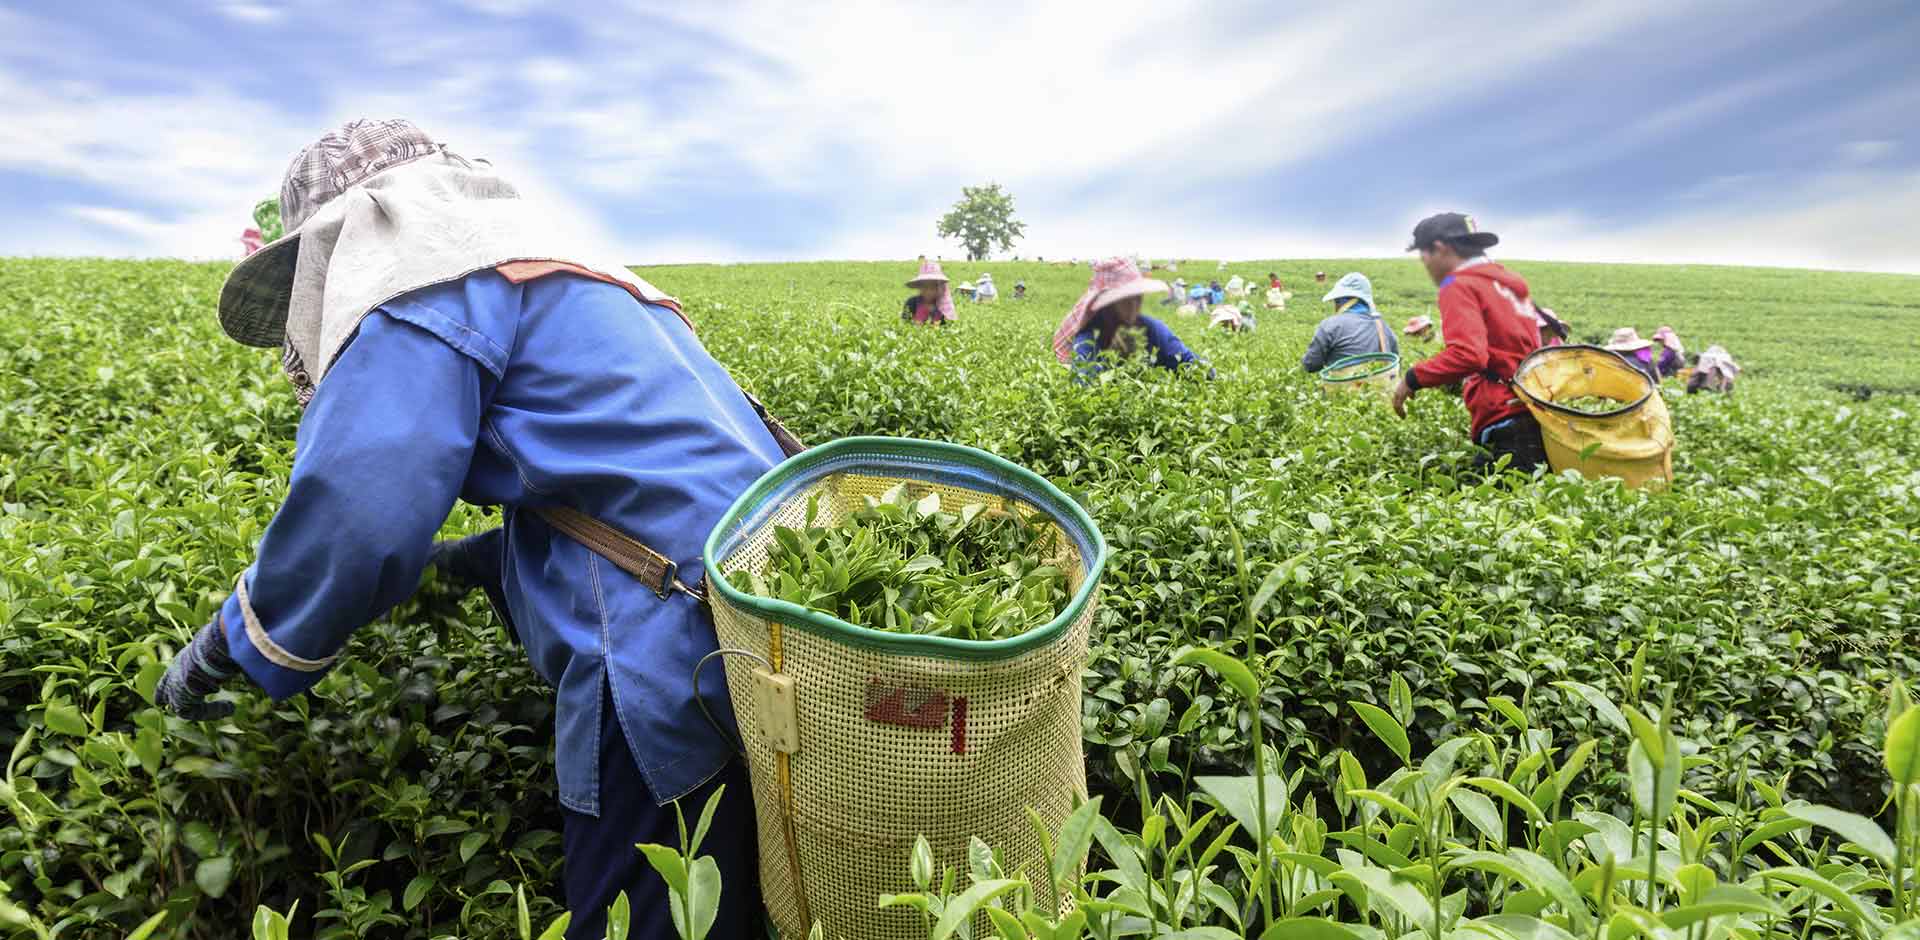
left=902, top=260, right=957, bottom=325
left=1052, top=257, right=1211, bottom=382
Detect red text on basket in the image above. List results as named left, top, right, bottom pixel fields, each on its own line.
left=863, top=680, right=969, bottom=754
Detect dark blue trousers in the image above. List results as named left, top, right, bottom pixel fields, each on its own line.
left=431, top=531, right=764, bottom=939
left=563, top=685, right=762, bottom=940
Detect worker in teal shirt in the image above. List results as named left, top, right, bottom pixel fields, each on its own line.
left=154, top=120, right=772, bottom=940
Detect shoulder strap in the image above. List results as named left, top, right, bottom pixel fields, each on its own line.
left=535, top=504, right=703, bottom=599
left=534, top=390, right=807, bottom=601
left=743, top=390, right=808, bottom=459
left=1533, top=303, right=1571, bottom=341
left=1373, top=315, right=1389, bottom=353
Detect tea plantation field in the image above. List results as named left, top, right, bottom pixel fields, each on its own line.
left=2, top=257, right=1917, bottom=938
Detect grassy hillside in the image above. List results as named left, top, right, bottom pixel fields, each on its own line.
left=642, top=257, right=1920, bottom=394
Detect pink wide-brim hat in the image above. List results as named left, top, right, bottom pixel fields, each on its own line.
left=907, top=260, right=949, bottom=287
left=1050, top=257, right=1170, bottom=363
left=1404, top=315, right=1434, bottom=334
left=1089, top=268, right=1169, bottom=313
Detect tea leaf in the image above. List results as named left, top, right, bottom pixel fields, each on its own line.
left=1781, top=803, right=1896, bottom=867
left=194, top=856, right=234, bottom=899
left=1177, top=648, right=1260, bottom=703
left=1349, top=701, right=1411, bottom=767
left=403, top=875, right=435, bottom=912
left=931, top=879, right=1024, bottom=940
left=1886, top=703, right=1920, bottom=786
left=42, top=700, right=87, bottom=737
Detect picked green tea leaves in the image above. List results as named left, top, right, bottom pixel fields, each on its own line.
left=727, top=484, right=1070, bottom=640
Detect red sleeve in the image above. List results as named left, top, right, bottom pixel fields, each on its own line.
left=1412, top=280, right=1489, bottom=388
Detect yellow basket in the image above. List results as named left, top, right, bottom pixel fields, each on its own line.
left=703, top=438, right=1106, bottom=940
left=1514, top=345, right=1674, bottom=488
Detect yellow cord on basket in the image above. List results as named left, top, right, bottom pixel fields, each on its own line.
left=769, top=621, right=812, bottom=929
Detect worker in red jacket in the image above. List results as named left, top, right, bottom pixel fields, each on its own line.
left=1390, top=213, right=1548, bottom=472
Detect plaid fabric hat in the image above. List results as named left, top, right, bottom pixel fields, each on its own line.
left=218, top=119, right=445, bottom=348
left=1050, top=257, right=1168, bottom=363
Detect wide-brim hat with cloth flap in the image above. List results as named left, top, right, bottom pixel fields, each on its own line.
left=1606, top=327, right=1653, bottom=352
left=1696, top=344, right=1740, bottom=382
left=1652, top=325, right=1684, bottom=355
left=219, top=118, right=680, bottom=400
left=906, top=259, right=957, bottom=321
left=1050, top=257, right=1167, bottom=363
left=1321, top=271, right=1376, bottom=309
left=905, top=259, right=949, bottom=286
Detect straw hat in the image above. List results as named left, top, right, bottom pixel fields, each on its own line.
left=1606, top=327, right=1653, bottom=351
left=906, top=259, right=949, bottom=287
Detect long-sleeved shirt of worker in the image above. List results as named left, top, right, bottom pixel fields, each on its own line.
left=1407, top=257, right=1542, bottom=438
left=1301, top=301, right=1398, bottom=372
left=1070, top=314, right=1211, bottom=383
left=215, top=270, right=783, bottom=815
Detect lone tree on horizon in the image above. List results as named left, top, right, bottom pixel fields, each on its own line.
left=937, top=183, right=1025, bottom=261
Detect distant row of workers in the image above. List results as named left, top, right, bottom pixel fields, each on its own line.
left=904, top=259, right=1738, bottom=396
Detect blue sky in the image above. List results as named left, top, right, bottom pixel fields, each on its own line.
left=3, top=1, right=1917, bottom=272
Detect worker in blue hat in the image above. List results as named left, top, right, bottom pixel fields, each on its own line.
left=1301, top=272, right=1397, bottom=372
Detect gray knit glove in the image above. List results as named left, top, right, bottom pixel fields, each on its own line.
left=155, top=620, right=239, bottom=720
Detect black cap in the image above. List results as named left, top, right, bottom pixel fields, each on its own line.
left=1407, top=212, right=1500, bottom=252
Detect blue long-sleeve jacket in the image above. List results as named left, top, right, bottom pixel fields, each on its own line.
left=217, top=270, right=782, bottom=813
left=1069, top=314, right=1210, bottom=383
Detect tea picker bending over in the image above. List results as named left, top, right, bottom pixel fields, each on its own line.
left=903, top=259, right=958, bottom=324
left=1053, top=257, right=1212, bottom=383
left=1390, top=213, right=1548, bottom=472
left=151, top=119, right=771, bottom=940
left=1689, top=344, right=1740, bottom=394
left=1301, top=272, right=1397, bottom=372
left=1605, top=327, right=1682, bottom=381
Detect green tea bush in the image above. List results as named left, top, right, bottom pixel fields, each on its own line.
left=2, top=258, right=1915, bottom=938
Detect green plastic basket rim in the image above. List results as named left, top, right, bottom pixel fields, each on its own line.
left=1320, top=351, right=1400, bottom=383
left=702, top=436, right=1109, bottom=661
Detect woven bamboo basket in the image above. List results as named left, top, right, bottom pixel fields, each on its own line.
left=702, top=437, right=1108, bottom=939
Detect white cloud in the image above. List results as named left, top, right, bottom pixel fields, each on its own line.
left=595, top=0, right=1685, bottom=202
left=1839, top=140, right=1895, bottom=164
left=60, top=205, right=257, bottom=257
left=0, top=69, right=307, bottom=255
left=1498, top=169, right=1920, bottom=274
left=215, top=2, right=282, bottom=24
